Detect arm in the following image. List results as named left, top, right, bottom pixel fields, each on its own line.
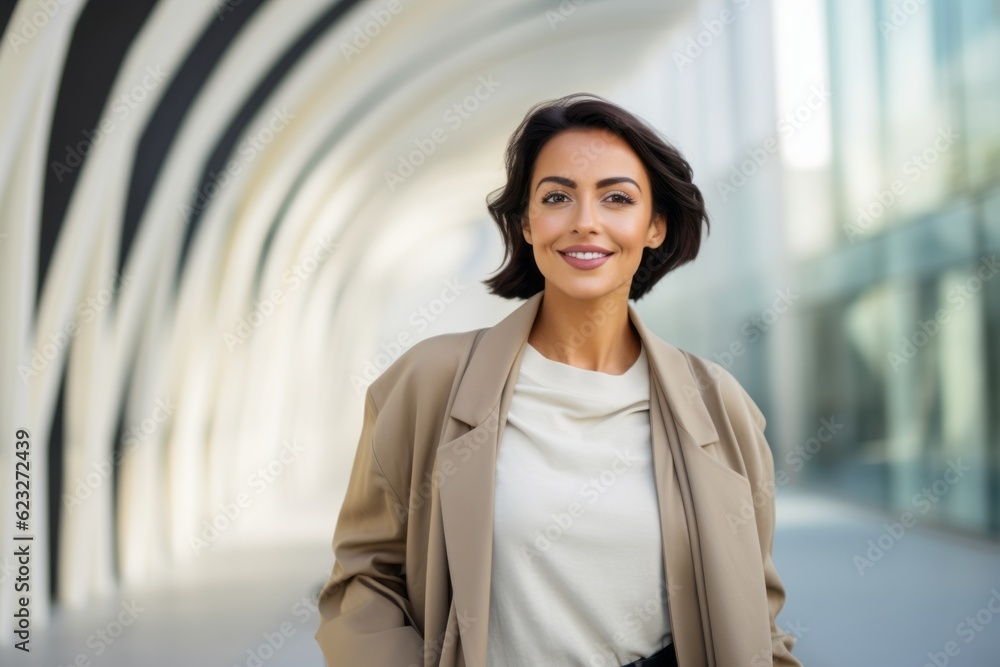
left=314, top=387, right=424, bottom=667
left=739, top=391, right=804, bottom=667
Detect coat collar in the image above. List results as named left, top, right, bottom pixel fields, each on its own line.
left=449, top=290, right=718, bottom=446
left=435, top=290, right=771, bottom=667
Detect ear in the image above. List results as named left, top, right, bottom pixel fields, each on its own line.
left=521, top=213, right=532, bottom=245
left=647, top=212, right=666, bottom=249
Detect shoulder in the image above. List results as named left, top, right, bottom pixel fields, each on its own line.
left=675, top=347, right=767, bottom=432
left=672, top=347, right=775, bottom=479
left=366, top=327, right=485, bottom=411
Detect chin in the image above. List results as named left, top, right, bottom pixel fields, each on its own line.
left=550, top=280, right=619, bottom=303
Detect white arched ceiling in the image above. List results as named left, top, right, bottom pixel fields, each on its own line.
left=0, top=0, right=695, bottom=632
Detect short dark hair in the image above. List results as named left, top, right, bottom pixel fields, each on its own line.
left=482, top=92, right=710, bottom=301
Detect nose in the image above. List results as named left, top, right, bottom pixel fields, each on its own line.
left=570, top=194, right=599, bottom=233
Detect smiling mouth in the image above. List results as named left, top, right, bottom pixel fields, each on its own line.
left=559, top=251, right=611, bottom=259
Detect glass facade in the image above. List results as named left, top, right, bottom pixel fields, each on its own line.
left=646, top=0, right=1000, bottom=538
left=797, top=0, right=1000, bottom=535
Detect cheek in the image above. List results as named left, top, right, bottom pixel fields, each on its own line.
left=528, top=214, right=562, bottom=242
left=616, top=228, right=649, bottom=252
left=619, top=238, right=649, bottom=270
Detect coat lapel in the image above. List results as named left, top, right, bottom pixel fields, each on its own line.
left=436, top=291, right=772, bottom=667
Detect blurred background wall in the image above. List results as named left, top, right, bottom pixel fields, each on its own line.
left=0, top=0, right=998, bottom=665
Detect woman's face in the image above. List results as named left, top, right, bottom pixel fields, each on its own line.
left=522, top=127, right=666, bottom=303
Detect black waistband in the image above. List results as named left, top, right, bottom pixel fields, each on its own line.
left=620, top=641, right=677, bottom=667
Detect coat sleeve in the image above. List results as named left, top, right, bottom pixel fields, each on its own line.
left=314, top=386, right=424, bottom=667
left=737, top=388, right=804, bottom=667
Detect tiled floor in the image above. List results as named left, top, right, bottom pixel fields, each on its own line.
left=3, top=489, right=999, bottom=666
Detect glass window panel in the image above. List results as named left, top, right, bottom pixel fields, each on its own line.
left=935, top=268, right=989, bottom=530
left=985, top=261, right=1000, bottom=534
left=879, top=0, right=956, bottom=222
left=828, top=0, right=885, bottom=239
left=956, top=0, right=1000, bottom=186
left=802, top=288, right=889, bottom=505
left=884, top=278, right=930, bottom=512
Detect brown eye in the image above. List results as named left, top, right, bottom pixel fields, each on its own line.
left=606, top=191, right=636, bottom=205
left=542, top=192, right=570, bottom=203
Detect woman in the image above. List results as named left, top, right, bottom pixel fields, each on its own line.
left=315, top=93, right=803, bottom=667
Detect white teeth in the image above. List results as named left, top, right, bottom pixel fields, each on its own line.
left=566, top=251, right=608, bottom=260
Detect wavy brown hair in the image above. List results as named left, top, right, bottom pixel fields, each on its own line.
left=482, top=92, right=710, bottom=301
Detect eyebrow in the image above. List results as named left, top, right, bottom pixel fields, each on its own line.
left=534, top=175, right=642, bottom=193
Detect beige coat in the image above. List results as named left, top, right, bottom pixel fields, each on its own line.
left=315, top=290, right=803, bottom=666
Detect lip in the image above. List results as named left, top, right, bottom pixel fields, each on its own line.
left=558, top=245, right=613, bottom=270
left=559, top=245, right=612, bottom=254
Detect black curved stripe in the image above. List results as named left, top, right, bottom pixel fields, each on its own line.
left=172, top=0, right=366, bottom=286
left=118, top=0, right=269, bottom=282
left=47, top=364, right=67, bottom=600
left=38, top=0, right=160, bottom=603
left=39, top=0, right=159, bottom=306
left=0, top=0, right=18, bottom=44
left=251, top=2, right=531, bottom=296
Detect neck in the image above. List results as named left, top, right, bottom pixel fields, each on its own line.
left=527, top=288, right=640, bottom=374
